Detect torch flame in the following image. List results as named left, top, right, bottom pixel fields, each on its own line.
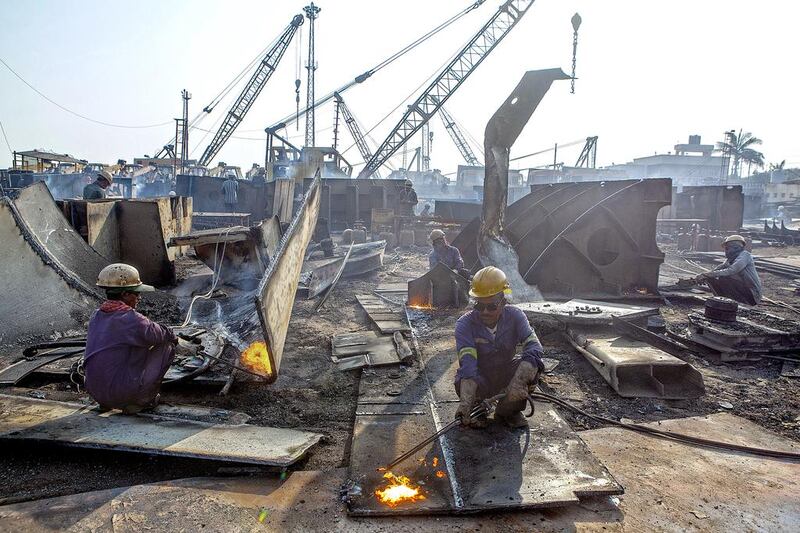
left=239, top=340, right=272, bottom=377
left=374, top=472, right=426, bottom=507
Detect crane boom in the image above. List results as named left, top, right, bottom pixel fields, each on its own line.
left=334, top=92, right=381, bottom=178
left=356, top=0, right=535, bottom=179
left=439, top=105, right=480, bottom=166
left=199, top=14, right=304, bottom=167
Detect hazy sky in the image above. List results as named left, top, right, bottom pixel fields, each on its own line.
left=1, top=0, right=797, bottom=175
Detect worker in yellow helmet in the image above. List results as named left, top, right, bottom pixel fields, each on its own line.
left=454, top=266, right=544, bottom=428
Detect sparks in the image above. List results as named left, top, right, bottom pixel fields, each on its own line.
left=374, top=472, right=426, bottom=507
left=240, top=340, right=272, bottom=377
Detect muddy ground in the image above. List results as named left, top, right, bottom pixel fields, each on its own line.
left=1, top=244, right=798, bottom=505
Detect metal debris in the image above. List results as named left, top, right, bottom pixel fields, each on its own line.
left=0, top=394, right=321, bottom=466
left=565, top=328, right=705, bottom=399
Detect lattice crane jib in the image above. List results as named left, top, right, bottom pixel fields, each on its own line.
left=198, top=14, right=305, bottom=167
left=439, top=105, right=480, bottom=166
left=356, top=0, right=536, bottom=179
left=334, top=92, right=381, bottom=179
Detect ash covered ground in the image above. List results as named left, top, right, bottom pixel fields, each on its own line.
left=1, top=245, right=798, bottom=504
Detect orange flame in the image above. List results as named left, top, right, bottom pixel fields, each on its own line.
left=239, top=340, right=272, bottom=377
left=432, top=456, right=438, bottom=467
left=374, top=472, right=426, bottom=507
left=435, top=470, right=446, bottom=478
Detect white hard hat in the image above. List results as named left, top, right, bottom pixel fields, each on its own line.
left=722, top=234, right=746, bottom=246
left=96, top=263, right=154, bottom=292
left=429, top=229, right=446, bottom=242
left=97, top=169, right=114, bottom=184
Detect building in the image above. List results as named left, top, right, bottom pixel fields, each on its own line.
left=606, top=135, right=724, bottom=186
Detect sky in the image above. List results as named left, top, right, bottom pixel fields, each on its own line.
left=0, top=0, right=798, bottom=175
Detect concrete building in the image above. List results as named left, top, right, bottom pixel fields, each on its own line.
left=606, top=135, right=725, bottom=186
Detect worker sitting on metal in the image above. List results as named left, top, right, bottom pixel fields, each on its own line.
left=84, top=263, right=178, bottom=414
left=428, top=229, right=465, bottom=272
left=454, top=266, right=544, bottom=428
left=693, top=235, right=762, bottom=305
left=83, top=170, right=113, bottom=200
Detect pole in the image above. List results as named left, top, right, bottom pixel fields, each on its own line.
left=303, top=3, right=321, bottom=148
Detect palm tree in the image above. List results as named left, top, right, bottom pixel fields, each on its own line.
left=715, top=130, right=764, bottom=178
left=741, top=148, right=765, bottom=177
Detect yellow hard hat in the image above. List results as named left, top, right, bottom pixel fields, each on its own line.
left=429, top=229, right=446, bottom=242
left=98, top=169, right=114, bottom=184
left=96, top=263, right=153, bottom=292
left=723, top=234, right=746, bottom=246
left=469, top=266, right=510, bottom=298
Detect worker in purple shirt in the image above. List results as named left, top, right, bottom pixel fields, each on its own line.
left=428, top=229, right=466, bottom=271
left=84, top=263, right=178, bottom=414
left=454, top=266, right=544, bottom=428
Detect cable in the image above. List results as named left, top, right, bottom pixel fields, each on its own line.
left=268, top=0, right=484, bottom=130
left=532, top=391, right=800, bottom=461
left=178, top=226, right=235, bottom=327
left=340, top=46, right=460, bottom=160
left=510, top=138, right=586, bottom=163
left=0, top=57, right=172, bottom=129
left=0, top=120, right=12, bottom=157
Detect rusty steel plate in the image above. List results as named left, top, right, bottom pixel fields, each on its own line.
left=255, top=155, right=323, bottom=382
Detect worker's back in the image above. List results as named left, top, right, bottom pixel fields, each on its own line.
left=83, top=181, right=106, bottom=200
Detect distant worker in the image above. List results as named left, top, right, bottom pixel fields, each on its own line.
left=397, top=180, right=418, bottom=217
left=84, top=264, right=180, bottom=413
left=692, top=235, right=762, bottom=305
left=222, top=175, right=239, bottom=212
left=454, top=267, right=544, bottom=429
left=83, top=170, right=113, bottom=200
left=428, top=229, right=468, bottom=276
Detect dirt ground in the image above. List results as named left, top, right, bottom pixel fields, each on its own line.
left=0, top=244, right=798, bottom=506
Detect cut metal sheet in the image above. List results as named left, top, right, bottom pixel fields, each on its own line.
left=453, top=178, right=671, bottom=299
left=331, top=331, right=401, bottom=371
left=433, top=401, right=623, bottom=512
left=254, top=153, right=323, bottom=382
left=0, top=394, right=321, bottom=466
left=169, top=217, right=282, bottom=284
left=0, top=193, right=101, bottom=347
left=407, top=263, right=469, bottom=309
left=566, top=329, right=705, bottom=399
left=516, top=299, right=658, bottom=325
left=479, top=69, right=569, bottom=302
left=682, top=311, right=800, bottom=361
left=356, top=295, right=409, bottom=333
left=0, top=348, right=83, bottom=386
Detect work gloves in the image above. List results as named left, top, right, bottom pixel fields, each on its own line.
left=506, top=360, right=539, bottom=403
left=455, top=378, right=479, bottom=427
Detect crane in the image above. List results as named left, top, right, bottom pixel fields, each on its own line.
left=333, top=92, right=381, bottom=178
left=439, top=105, right=480, bottom=166
left=356, top=0, right=536, bottom=179
left=198, top=14, right=305, bottom=167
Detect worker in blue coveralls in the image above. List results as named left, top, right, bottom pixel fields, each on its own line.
left=454, top=266, right=544, bottom=428
left=428, top=229, right=465, bottom=271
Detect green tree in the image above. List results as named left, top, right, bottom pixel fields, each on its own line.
left=715, top=130, right=764, bottom=178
